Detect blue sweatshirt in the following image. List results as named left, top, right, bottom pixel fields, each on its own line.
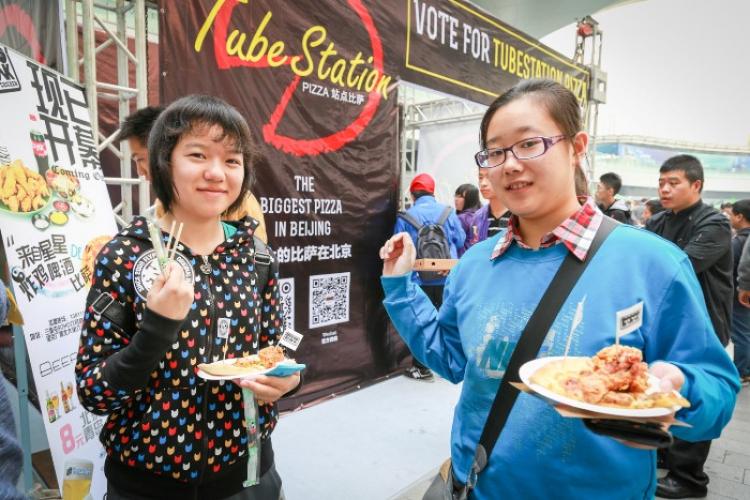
left=393, top=195, right=465, bottom=286
left=382, top=225, right=739, bottom=500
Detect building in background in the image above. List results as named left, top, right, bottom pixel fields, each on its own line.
left=595, top=136, right=750, bottom=202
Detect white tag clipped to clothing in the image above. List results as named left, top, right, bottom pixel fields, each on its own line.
left=217, top=317, right=231, bottom=339
left=615, top=301, right=644, bottom=343
left=278, top=329, right=304, bottom=351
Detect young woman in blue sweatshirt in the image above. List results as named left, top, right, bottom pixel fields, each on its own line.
left=379, top=80, right=739, bottom=499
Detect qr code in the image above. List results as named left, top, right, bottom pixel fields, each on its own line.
left=278, top=278, right=295, bottom=331
left=309, top=272, right=350, bottom=328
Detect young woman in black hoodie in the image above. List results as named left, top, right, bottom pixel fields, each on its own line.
left=76, top=95, right=299, bottom=499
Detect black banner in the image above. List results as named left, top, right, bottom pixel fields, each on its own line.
left=160, top=0, right=409, bottom=407
left=159, top=0, right=588, bottom=406
left=391, top=0, right=589, bottom=105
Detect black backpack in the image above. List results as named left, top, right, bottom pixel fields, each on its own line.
left=398, top=206, right=453, bottom=281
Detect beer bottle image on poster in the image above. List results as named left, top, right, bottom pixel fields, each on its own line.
left=30, top=128, right=49, bottom=176
left=61, top=381, right=72, bottom=413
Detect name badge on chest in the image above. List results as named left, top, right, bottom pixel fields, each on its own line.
left=279, top=329, right=304, bottom=351
left=616, top=301, right=644, bottom=341
left=217, top=317, right=231, bottom=339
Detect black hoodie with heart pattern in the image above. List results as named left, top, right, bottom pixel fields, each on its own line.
left=75, top=216, right=284, bottom=494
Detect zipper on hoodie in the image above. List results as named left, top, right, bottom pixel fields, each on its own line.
left=197, top=254, right=217, bottom=485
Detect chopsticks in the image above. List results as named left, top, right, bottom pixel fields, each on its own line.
left=168, top=222, right=183, bottom=262
left=147, top=219, right=184, bottom=275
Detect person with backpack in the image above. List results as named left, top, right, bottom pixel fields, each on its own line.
left=393, top=173, right=465, bottom=381
left=379, top=79, right=738, bottom=499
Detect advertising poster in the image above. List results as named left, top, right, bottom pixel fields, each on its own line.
left=160, top=0, right=587, bottom=406
left=160, top=0, right=408, bottom=406
left=0, top=43, right=117, bottom=498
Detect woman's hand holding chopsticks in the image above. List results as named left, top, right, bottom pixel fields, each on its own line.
left=146, top=261, right=195, bottom=321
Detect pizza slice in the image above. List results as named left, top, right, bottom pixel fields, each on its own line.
left=199, top=345, right=288, bottom=377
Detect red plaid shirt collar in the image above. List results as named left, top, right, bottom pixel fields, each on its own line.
left=491, top=196, right=604, bottom=261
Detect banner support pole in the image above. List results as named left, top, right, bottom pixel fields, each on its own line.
left=13, top=323, right=33, bottom=494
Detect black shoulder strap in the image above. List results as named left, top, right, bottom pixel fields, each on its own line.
left=89, top=288, right=135, bottom=334
left=397, top=211, right=423, bottom=231
left=465, top=216, right=619, bottom=488
left=436, top=206, right=452, bottom=226
left=253, top=236, right=273, bottom=292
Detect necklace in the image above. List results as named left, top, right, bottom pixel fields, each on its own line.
left=200, top=255, right=212, bottom=275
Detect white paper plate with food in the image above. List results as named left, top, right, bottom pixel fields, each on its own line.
left=518, top=345, right=690, bottom=418
left=197, top=346, right=305, bottom=381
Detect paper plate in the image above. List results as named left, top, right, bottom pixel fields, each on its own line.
left=518, top=356, right=677, bottom=418
left=197, top=359, right=306, bottom=381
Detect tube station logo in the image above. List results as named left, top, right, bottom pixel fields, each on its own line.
left=195, top=0, right=393, bottom=157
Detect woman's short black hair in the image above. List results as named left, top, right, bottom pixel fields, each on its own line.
left=455, top=183, right=481, bottom=211
left=148, top=95, right=259, bottom=215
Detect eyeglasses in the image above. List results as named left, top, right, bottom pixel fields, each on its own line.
left=474, top=135, right=569, bottom=169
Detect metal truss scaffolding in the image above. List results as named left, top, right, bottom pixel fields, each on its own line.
left=398, top=18, right=606, bottom=204
left=65, top=0, right=153, bottom=226
left=398, top=85, right=486, bottom=209
left=573, top=16, right=607, bottom=180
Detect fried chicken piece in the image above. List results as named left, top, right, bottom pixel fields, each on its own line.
left=1, top=168, right=15, bottom=196
left=592, top=345, right=649, bottom=393
left=20, top=195, right=31, bottom=212
left=258, top=345, right=285, bottom=368
left=560, top=370, right=610, bottom=404
left=578, top=373, right=609, bottom=404
left=592, top=345, right=641, bottom=373
left=627, top=362, right=650, bottom=393
left=6, top=195, right=19, bottom=212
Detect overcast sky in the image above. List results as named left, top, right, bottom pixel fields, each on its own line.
left=541, top=0, right=749, bottom=148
